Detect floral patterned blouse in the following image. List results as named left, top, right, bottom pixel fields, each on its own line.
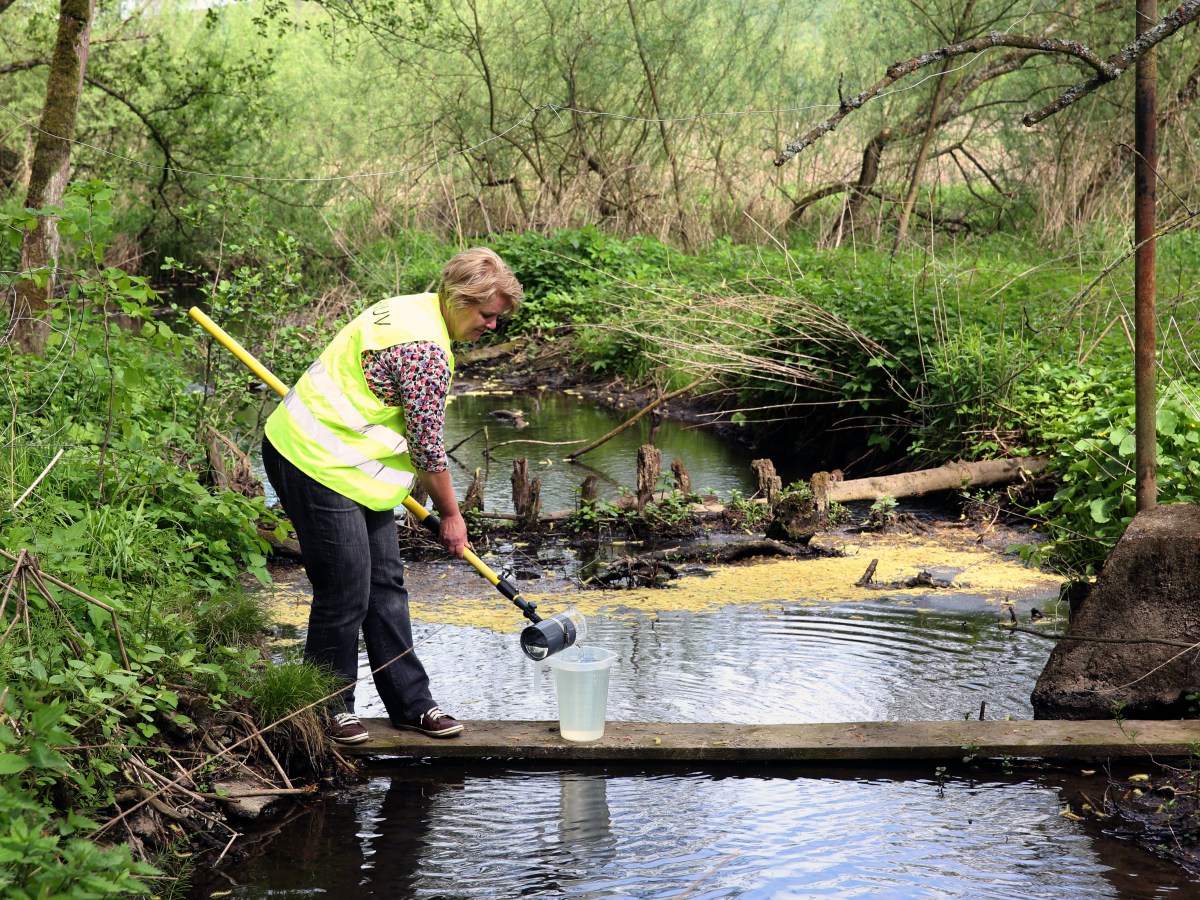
left=360, top=342, right=451, bottom=473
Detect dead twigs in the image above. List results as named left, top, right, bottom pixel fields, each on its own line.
left=0, top=549, right=129, bottom=668
left=566, top=377, right=704, bottom=461
left=775, top=1, right=1200, bottom=165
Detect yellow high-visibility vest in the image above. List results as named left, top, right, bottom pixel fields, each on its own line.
left=264, top=293, right=455, bottom=510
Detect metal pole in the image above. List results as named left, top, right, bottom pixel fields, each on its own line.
left=1134, top=0, right=1157, bottom=511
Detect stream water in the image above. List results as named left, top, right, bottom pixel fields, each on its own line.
left=254, top=389, right=759, bottom=513
left=197, top=599, right=1199, bottom=899
left=217, top=391, right=1200, bottom=898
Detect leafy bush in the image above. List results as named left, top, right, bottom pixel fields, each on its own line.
left=0, top=183, right=326, bottom=893
left=1014, top=363, right=1200, bottom=574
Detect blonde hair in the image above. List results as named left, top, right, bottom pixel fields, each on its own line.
left=439, top=247, right=524, bottom=316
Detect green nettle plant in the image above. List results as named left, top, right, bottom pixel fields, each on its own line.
left=726, top=489, right=771, bottom=532
left=1014, top=364, right=1200, bottom=574
left=0, top=690, right=159, bottom=899
left=0, top=182, right=327, bottom=893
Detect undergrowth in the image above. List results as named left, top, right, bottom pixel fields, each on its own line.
left=1, top=183, right=342, bottom=895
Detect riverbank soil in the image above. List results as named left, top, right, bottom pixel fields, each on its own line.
left=1032, top=503, right=1200, bottom=720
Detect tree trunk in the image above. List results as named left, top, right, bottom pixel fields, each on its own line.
left=825, top=130, right=892, bottom=247
left=812, top=457, right=1047, bottom=505
left=10, top=0, right=95, bottom=355
left=625, top=0, right=688, bottom=247
left=892, top=59, right=954, bottom=251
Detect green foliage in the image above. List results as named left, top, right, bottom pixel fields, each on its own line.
left=490, top=227, right=668, bottom=303
left=909, top=324, right=1032, bottom=461
left=564, top=496, right=623, bottom=537
left=564, top=483, right=698, bottom=538
left=640, top=486, right=700, bottom=533
left=868, top=494, right=899, bottom=529
left=353, top=228, right=455, bottom=299
left=192, top=584, right=274, bottom=649
left=726, top=489, right=771, bottom=533
left=0, top=184, right=319, bottom=893
left=0, top=784, right=156, bottom=899
left=163, top=180, right=338, bottom=393
left=244, top=654, right=339, bottom=729
left=243, top=654, right=339, bottom=767
left=1014, top=364, right=1200, bottom=574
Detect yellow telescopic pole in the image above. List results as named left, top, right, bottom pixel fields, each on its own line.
left=186, top=307, right=534, bottom=617
left=188, top=307, right=289, bottom=398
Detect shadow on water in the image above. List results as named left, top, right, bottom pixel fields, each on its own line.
left=193, top=760, right=1198, bottom=899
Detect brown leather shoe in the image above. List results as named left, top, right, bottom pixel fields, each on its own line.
left=394, top=705, right=464, bottom=738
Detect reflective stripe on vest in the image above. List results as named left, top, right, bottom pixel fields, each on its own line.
left=281, top=387, right=415, bottom=489
left=303, top=358, right=410, bottom=456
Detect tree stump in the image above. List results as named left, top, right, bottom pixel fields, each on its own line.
left=765, top=490, right=819, bottom=544
left=751, top=459, right=783, bottom=511
left=579, top=474, right=599, bottom=507
left=512, top=458, right=531, bottom=518
left=637, top=445, right=662, bottom=512
left=521, top=478, right=542, bottom=530
left=462, top=469, right=485, bottom=514
left=810, top=470, right=842, bottom=518
left=670, top=458, right=692, bottom=497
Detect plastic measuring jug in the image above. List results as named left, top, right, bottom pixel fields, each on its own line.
left=545, top=645, right=618, bottom=742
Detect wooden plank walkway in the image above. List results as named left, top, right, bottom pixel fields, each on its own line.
left=344, top=719, right=1200, bottom=762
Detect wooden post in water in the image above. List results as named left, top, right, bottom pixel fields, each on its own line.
left=637, top=445, right=662, bottom=512
left=522, top=479, right=542, bottom=529
left=512, top=458, right=530, bottom=517
left=462, top=469, right=485, bottom=513
left=751, top=459, right=782, bottom=512
left=511, top=458, right=541, bottom=527
left=579, top=474, right=599, bottom=507
left=670, top=458, right=692, bottom=497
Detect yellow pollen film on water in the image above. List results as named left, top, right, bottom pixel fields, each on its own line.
left=405, top=531, right=1062, bottom=631
left=259, top=527, right=1060, bottom=636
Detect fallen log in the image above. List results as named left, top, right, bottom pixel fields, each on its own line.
left=455, top=339, right=522, bottom=365
left=814, top=456, right=1047, bottom=505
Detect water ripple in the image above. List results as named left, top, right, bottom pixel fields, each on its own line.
left=208, top=768, right=1197, bottom=898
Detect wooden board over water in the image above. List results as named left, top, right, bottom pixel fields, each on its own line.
left=346, top=719, right=1199, bottom=762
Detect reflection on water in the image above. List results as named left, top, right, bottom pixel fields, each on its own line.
left=358, top=601, right=1057, bottom=725
left=202, top=764, right=1195, bottom=899
left=231, top=388, right=1195, bottom=897
left=444, top=392, right=758, bottom=513
left=254, top=391, right=758, bottom=512
left=197, top=598, right=1200, bottom=897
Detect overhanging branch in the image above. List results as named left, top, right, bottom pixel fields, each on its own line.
left=776, top=1, right=1200, bottom=166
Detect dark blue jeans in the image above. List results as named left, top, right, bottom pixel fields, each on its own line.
left=262, top=436, right=434, bottom=723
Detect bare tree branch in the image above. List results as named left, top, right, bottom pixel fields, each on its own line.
left=1023, top=0, right=1200, bottom=124
left=82, top=73, right=175, bottom=192
left=776, top=1, right=1200, bottom=166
